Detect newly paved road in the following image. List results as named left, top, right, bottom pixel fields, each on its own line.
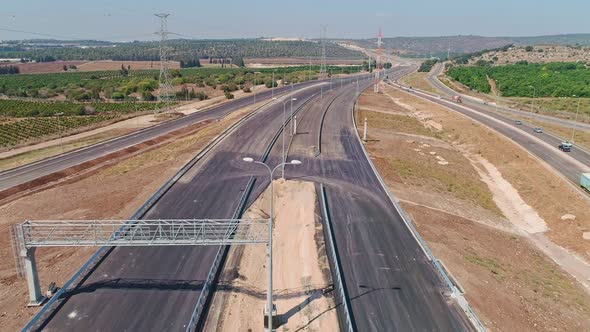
left=393, top=78, right=590, bottom=185
left=0, top=80, right=325, bottom=192
left=26, top=74, right=372, bottom=331
left=282, top=69, right=472, bottom=331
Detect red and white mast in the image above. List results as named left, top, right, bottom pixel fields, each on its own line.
left=374, top=27, right=383, bottom=93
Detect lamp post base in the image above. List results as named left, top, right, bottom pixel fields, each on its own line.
left=263, top=304, right=279, bottom=330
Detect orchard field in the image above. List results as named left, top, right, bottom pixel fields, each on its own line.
left=447, top=62, right=590, bottom=97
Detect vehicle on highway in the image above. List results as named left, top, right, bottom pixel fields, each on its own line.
left=437, top=95, right=443, bottom=99
left=515, top=120, right=523, bottom=125
left=533, top=127, right=543, bottom=133
left=581, top=173, right=590, bottom=192
left=453, top=95, right=462, bottom=103
left=559, top=142, right=572, bottom=152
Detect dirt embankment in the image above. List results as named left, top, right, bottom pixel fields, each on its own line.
left=357, top=83, right=590, bottom=331
left=206, top=180, right=339, bottom=331
left=0, top=105, right=256, bottom=331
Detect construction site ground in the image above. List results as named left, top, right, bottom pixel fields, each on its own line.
left=205, top=180, right=338, bottom=332
left=0, top=104, right=259, bottom=331
left=356, top=83, right=590, bottom=332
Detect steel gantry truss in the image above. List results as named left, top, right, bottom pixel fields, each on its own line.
left=13, top=219, right=269, bottom=306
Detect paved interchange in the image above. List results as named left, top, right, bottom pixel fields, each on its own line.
left=21, top=67, right=477, bottom=331
left=19, top=63, right=590, bottom=331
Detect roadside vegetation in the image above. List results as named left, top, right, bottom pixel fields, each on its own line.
left=0, top=65, right=364, bottom=147
left=418, top=58, right=438, bottom=72
left=399, top=72, right=437, bottom=93
left=0, top=65, right=361, bottom=102
left=447, top=62, right=590, bottom=97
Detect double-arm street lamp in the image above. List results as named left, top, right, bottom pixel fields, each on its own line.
left=272, top=97, right=297, bottom=177
left=241, top=157, right=302, bottom=332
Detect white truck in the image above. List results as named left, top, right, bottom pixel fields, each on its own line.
left=581, top=173, right=590, bottom=192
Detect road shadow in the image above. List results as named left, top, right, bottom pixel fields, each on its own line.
left=278, top=284, right=334, bottom=327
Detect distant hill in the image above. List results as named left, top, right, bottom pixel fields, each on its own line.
left=343, top=34, right=590, bottom=58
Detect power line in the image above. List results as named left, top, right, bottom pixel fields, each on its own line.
left=319, top=25, right=327, bottom=79
left=0, top=27, right=76, bottom=40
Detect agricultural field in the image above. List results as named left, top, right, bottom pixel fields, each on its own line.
left=0, top=100, right=165, bottom=147
left=447, top=62, right=590, bottom=98
left=0, top=65, right=365, bottom=147
left=0, top=65, right=362, bottom=102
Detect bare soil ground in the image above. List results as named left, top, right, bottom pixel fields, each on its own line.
left=206, top=180, right=338, bottom=332
left=357, top=84, right=590, bottom=331
left=0, top=105, right=258, bottom=331
left=0, top=61, right=87, bottom=74
left=76, top=60, right=180, bottom=71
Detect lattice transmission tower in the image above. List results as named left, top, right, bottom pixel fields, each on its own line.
left=155, top=13, right=174, bottom=110
left=319, top=25, right=328, bottom=79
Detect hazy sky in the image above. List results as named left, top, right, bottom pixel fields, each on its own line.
left=2, top=0, right=589, bottom=41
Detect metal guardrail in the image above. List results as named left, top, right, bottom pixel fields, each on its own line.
left=319, top=184, right=356, bottom=332
left=351, top=87, right=486, bottom=331
left=21, top=98, right=277, bottom=332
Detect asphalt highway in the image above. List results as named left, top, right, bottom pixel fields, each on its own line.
left=0, top=79, right=327, bottom=192
left=393, top=79, right=590, bottom=186
left=282, top=69, right=472, bottom=331
left=26, top=74, right=375, bottom=331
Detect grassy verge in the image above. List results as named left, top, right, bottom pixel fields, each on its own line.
left=399, top=72, right=438, bottom=93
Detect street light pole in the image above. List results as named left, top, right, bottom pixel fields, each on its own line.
left=254, top=72, right=258, bottom=106
left=241, top=158, right=302, bottom=332
left=274, top=97, right=297, bottom=178
left=271, top=70, right=275, bottom=99
left=55, top=112, right=64, bottom=153
left=572, top=95, right=581, bottom=144
left=290, top=97, right=297, bottom=136
left=528, top=85, right=536, bottom=125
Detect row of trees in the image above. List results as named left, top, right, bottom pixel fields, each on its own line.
left=418, top=59, right=438, bottom=72
left=0, top=65, right=20, bottom=75
left=0, top=65, right=364, bottom=102
left=180, top=59, right=201, bottom=68
left=0, top=39, right=364, bottom=63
